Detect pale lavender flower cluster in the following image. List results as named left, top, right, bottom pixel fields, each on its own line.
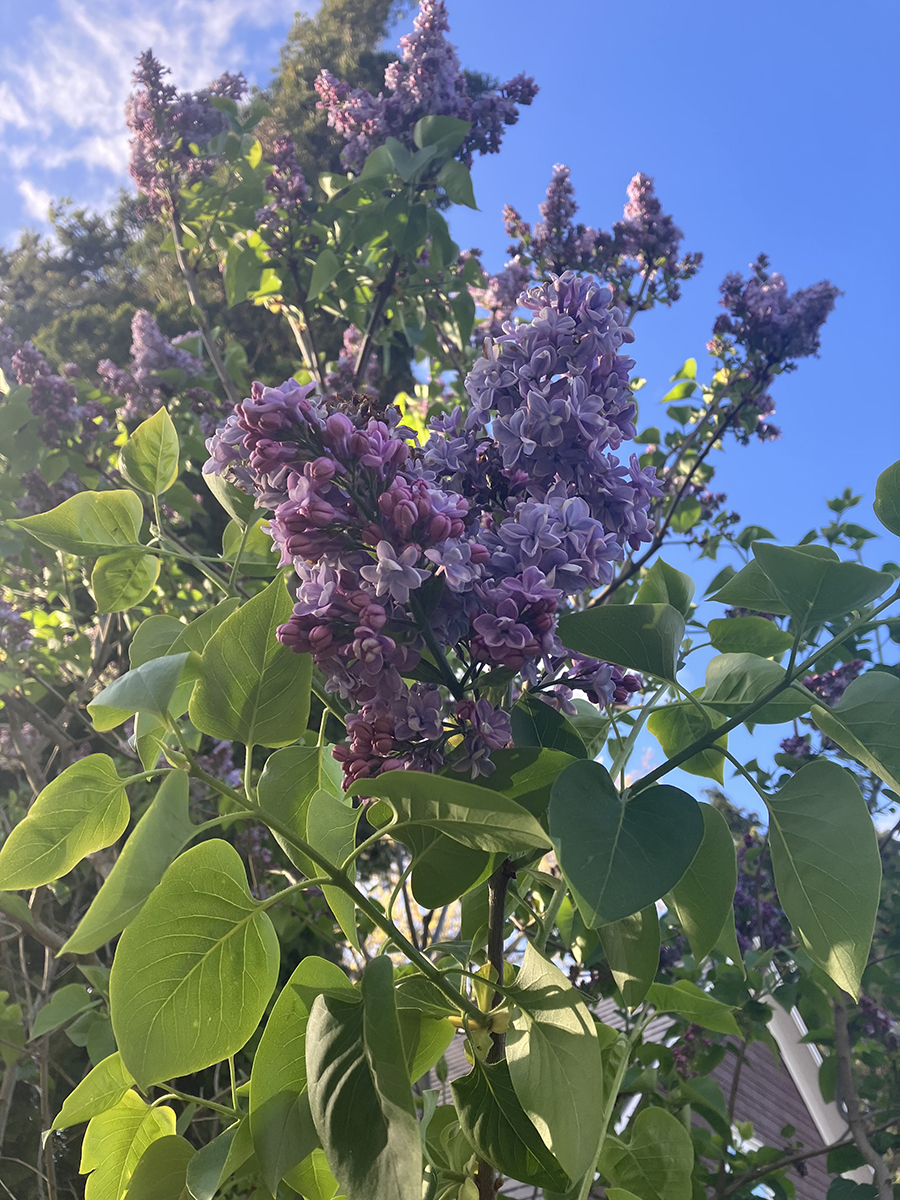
left=126, top=50, right=247, bottom=214
left=204, top=273, right=656, bottom=784
left=255, top=135, right=310, bottom=256
left=469, top=258, right=531, bottom=339
left=314, top=0, right=537, bottom=173
left=462, top=272, right=661, bottom=560
left=98, top=310, right=203, bottom=420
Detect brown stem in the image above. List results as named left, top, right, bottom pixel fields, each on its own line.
left=834, top=998, right=893, bottom=1199
left=353, top=257, right=399, bottom=388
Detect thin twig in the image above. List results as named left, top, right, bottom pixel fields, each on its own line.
left=353, top=257, right=399, bottom=388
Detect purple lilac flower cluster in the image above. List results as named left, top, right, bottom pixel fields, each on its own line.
left=324, top=325, right=379, bottom=393
left=99, top=310, right=204, bottom=421
left=852, top=996, right=898, bottom=1051
left=0, top=600, right=32, bottom=656
left=1, top=327, right=82, bottom=449
left=713, top=254, right=841, bottom=368
left=733, top=831, right=791, bottom=955
left=314, top=0, right=537, bottom=174
left=803, top=658, right=864, bottom=705
left=204, top=272, right=656, bottom=785
left=255, top=134, right=310, bottom=256
left=498, top=167, right=701, bottom=312
left=779, top=734, right=813, bottom=762
left=126, top=51, right=247, bottom=214
left=671, top=1024, right=712, bottom=1079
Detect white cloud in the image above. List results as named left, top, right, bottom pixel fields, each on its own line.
left=0, top=0, right=310, bottom=229
left=17, top=178, right=52, bottom=221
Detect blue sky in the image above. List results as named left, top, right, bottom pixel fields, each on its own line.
left=1, top=0, right=897, bottom=804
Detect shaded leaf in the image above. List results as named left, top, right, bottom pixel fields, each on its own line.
left=810, top=669, right=900, bottom=793
left=307, top=957, right=421, bottom=1200
left=753, top=541, right=893, bottom=625
left=598, top=1107, right=693, bottom=1200
left=124, top=1135, right=194, bottom=1200
left=511, top=692, right=586, bottom=758
left=549, top=761, right=704, bottom=925
left=644, top=981, right=740, bottom=1035
left=452, top=1058, right=569, bottom=1193
left=92, top=552, right=160, bottom=613
left=667, top=805, right=739, bottom=964
left=190, top=575, right=312, bottom=748
left=598, top=907, right=660, bottom=1010
left=52, top=1052, right=134, bottom=1130
left=707, top=616, right=793, bottom=658
left=506, top=943, right=604, bottom=1180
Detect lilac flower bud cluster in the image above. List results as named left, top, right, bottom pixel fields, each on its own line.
left=0, top=599, right=32, bottom=656
left=126, top=51, right=247, bottom=215
left=802, top=658, right=864, bottom=705
left=99, top=310, right=203, bottom=421
left=314, top=0, right=536, bottom=173
left=255, top=135, right=310, bottom=256
left=852, top=996, right=898, bottom=1051
left=204, top=273, right=656, bottom=785
left=712, top=254, right=840, bottom=369
left=2, top=329, right=82, bottom=450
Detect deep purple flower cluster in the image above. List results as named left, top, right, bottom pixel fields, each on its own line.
left=779, top=734, right=813, bottom=761
left=323, top=325, right=379, bottom=393
left=15, top=468, right=81, bottom=517
left=126, top=51, right=247, bottom=214
left=204, top=272, right=656, bottom=785
left=712, top=254, right=840, bottom=368
left=671, top=1024, right=712, bottom=1079
left=2, top=330, right=82, bottom=450
left=256, top=135, right=310, bottom=256
left=0, top=600, right=32, bottom=655
left=852, top=996, right=898, bottom=1051
left=99, top=310, right=203, bottom=420
left=803, top=658, right=864, bottom=705
left=314, top=0, right=537, bottom=173
left=733, top=831, right=791, bottom=954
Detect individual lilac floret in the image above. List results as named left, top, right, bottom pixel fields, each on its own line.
left=126, top=50, right=246, bottom=214
left=315, top=0, right=537, bottom=173
left=453, top=699, right=512, bottom=777
left=359, top=541, right=430, bottom=603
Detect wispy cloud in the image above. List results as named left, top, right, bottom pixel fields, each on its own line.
left=0, top=0, right=305, bottom=234
left=17, top=179, right=52, bottom=220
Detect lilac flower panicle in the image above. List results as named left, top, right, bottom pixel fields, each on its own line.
left=205, top=271, right=654, bottom=786
left=99, top=309, right=203, bottom=420
left=126, top=50, right=247, bottom=214
left=802, top=658, right=864, bottom=705
left=315, top=0, right=536, bottom=173
left=1, top=325, right=81, bottom=449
